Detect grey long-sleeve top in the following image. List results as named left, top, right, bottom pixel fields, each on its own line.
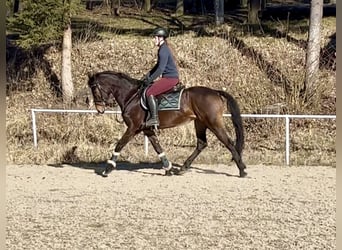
left=148, top=43, right=179, bottom=81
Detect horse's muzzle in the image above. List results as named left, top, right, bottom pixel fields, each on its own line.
left=95, top=103, right=105, bottom=114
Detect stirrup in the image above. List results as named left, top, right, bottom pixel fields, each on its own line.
left=145, top=119, right=159, bottom=128
left=145, top=117, right=159, bottom=130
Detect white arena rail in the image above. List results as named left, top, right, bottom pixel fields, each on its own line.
left=31, top=108, right=336, bottom=165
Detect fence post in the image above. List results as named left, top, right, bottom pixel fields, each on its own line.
left=31, top=109, right=38, bottom=148
left=285, top=116, right=290, bottom=165
left=144, top=136, right=149, bottom=156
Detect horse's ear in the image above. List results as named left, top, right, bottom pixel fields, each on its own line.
left=87, top=72, right=93, bottom=79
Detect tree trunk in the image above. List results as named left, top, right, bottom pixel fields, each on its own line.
left=175, top=0, right=184, bottom=16
left=261, top=0, right=266, bottom=10
left=86, top=0, right=93, bottom=10
left=143, top=0, right=151, bottom=12
left=214, top=0, right=224, bottom=25
left=304, top=0, right=323, bottom=101
left=240, top=0, right=248, bottom=8
left=62, top=23, right=73, bottom=103
left=248, top=0, right=260, bottom=24
left=13, top=0, right=20, bottom=13
left=111, top=0, right=120, bottom=16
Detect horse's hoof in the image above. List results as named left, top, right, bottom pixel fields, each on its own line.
left=174, top=168, right=188, bottom=175
left=102, top=168, right=114, bottom=177
left=239, top=171, right=247, bottom=178
left=165, top=170, right=173, bottom=176
left=102, top=163, right=115, bottom=177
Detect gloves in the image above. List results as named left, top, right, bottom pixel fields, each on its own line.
left=141, top=74, right=152, bottom=86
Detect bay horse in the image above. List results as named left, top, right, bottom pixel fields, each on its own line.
left=87, top=71, right=247, bottom=177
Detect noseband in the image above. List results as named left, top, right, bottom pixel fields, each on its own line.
left=89, top=80, right=106, bottom=108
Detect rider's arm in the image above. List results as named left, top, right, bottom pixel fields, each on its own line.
left=148, top=47, right=168, bottom=82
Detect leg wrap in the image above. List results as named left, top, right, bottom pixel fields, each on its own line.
left=159, top=153, right=172, bottom=170
left=113, top=151, right=120, bottom=156
left=107, top=151, right=120, bottom=168
left=112, top=151, right=120, bottom=160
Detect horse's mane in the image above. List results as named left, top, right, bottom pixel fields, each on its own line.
left=91, top=71, right=141, bottom=87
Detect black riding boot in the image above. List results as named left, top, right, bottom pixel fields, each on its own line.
left=145, top=95, right=159, bottom=128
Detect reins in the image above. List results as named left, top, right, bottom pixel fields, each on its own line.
left=122, top=81, right=146, bottom=113
left=91, top=77, right=144, bottom=114
left=122, top=90, right=139, bottom=113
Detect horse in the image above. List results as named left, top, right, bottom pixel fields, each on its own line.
left=87, top=71, right=247, bottom=178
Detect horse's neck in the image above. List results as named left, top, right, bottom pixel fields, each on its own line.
left=113, top=83, right=140, bottom=111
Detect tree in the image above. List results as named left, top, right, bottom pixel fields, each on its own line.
left=13, top=0, right=20, bottom=13
left=240, top=0, right=247, bottom=8
left=143, top=0, right=151, bottom=12
left=304, top=0, right=323, bottom=101
left=175, top=0, right=184, bottom=16
left=62, top=0, right=73, bottom=103
left=248, top=0, right=260, bottom=24
left=110, top=0, right=120, bottom=16
left=7, top=0, right=80, bottom=102
left=7, top=0, right=65, bottom=48
left=214, top=0, right=224, bottom=25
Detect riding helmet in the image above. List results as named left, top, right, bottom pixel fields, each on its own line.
left=152, top=27, right=168, bottom=38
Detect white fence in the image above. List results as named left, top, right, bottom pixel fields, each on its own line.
left=31, top=108, right=336, bottom=165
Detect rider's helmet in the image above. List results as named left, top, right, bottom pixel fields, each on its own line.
left=152, top=27, right=168, bottom=38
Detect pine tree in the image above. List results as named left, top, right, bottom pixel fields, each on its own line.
left=7, top=0, right=79, bottom=103
left=7, top=0, right=79, bottom=49
left=7, top=0, right=64, bottom=48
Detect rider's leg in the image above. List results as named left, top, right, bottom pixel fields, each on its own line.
left=145, top=78, right=179, bottom=128
left=145, top=95, right=159, bottom=127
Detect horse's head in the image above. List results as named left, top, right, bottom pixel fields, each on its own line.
left=87, top=71, right=142, bottom=114
left=87, top=73, right=116, bottom=114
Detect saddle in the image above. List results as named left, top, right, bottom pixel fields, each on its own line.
left=163, top=82, right=185, bottom=94
left=141, top=82, right=185, bottom=111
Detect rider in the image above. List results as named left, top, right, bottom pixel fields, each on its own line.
left=142, top=27, right=180, bottom=128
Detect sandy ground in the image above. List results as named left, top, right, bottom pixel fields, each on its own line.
left=6, top=163, right=335, bottom=250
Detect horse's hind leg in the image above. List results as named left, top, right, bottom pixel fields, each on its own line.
left=211, top=127, right=247, bottom=177
left=182, top=120, right=208, bottom=171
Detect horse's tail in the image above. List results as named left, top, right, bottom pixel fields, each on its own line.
left=218, top=90, right=244, bottom=156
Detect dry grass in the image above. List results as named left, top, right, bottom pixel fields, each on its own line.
left=6, top=12, right=336, bottom=167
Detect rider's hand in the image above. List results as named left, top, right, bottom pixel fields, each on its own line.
left=141, top=75, right=152, bottom=86
left=140, top=75, right=147, bottom=81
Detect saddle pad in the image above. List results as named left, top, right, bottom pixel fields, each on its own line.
left=158, top=89, right=184, bottom=111
left=140, top=88, right=184, bottom=111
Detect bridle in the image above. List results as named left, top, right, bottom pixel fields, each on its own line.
left=89, top=80, right=106, bottom=112
left=89, top=77, right=144, bottom=115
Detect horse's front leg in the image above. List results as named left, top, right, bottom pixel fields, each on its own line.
left=103, top=128, right=136, bottom=177
left=144, top=130, right=173, bottom=176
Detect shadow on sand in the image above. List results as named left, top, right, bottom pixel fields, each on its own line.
left=48, top=160, right=243, bottom=178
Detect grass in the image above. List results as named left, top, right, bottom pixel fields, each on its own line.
left=6, top=7, right=336, bottom=167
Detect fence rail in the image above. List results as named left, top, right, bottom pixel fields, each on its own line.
left=31, top=108, right=336, bottom=165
